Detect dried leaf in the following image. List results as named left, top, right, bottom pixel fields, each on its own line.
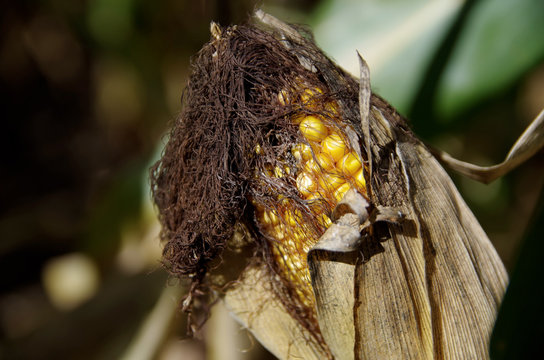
left=433, top=109, right=544, bottom=183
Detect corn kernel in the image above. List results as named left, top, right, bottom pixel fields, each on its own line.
left=322, top=133, right=348, bottom=161
left=354, top=168, right=366, bottom=189
left=292, top=143, right=313, bottom=162
left=315, top=152, right=335, bottom=172
left=333, top=182, right=351, bottom=202
left=296, top=172, right=317, bottom=197
left=304, top=159, right=320, bottom=175
left=278, top=89, right=290, bottom=105
left=299, top=115, right=328, bottom=142
left=285, top=209, right=302, bottom=227
left=300, top=88, right=322, bottom=104
left=263, top=210, right=280, bottom=226
left=317, top=172, right=345, bottom=193
left=274, top=166, right=284, bottom=178
left=255, top=144, right=263, bottom=154
left=318, top=214, right=332, bottom=228
left=339, top=152, right=362, bottom=176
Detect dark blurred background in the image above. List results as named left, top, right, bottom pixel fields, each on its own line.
left=0, top=0, right=542, bottom=359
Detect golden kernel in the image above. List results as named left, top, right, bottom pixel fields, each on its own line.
left=285, top=209, right=302, bottom=227
left=262, top=210, right=280, bottom=227
left=292, top=143, right=313, bottom=162
left=322, top=133, right=348, bottom=161
left=296, top=172, right=317, bottom=197
left=304, top=159, right=320, bottom=174
left=318, top=172, right=345, bottom=193
left=354, top=168, right=366, bottom=190
left=299, top=115, right=328, bottom=142
left=315, top=152, right=335, bottom=172
left=274, top=166, right=284, bottom=178
left=333, top=182, right=351, bottom=202
left=339, top=152, right=362, bottom=176
left=278, top=89, right=290, bottom=105
left=318, top=214, right=332, bottom=228
left=300, top=88, right=322, bottom=103
left=255, top=144, right=263, bottom=154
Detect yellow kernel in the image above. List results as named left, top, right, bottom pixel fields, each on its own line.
left=339, top=152, right=362, bottom=176
left=278, top=89, right=290, bottom=105
left=300, top=87, right=322, bottom=103
left=285, top=209, right=302, bottom=227
left=304, top=159, right=320, bottom=174
left=318, top=214, right=332, bottom=228
left=273, top=225, right=286, bottom=240
left=263, top=210, right=280, bottom=226
left=318, top=173, right=345, bottom=193
left=315, top=152, right=335, bottom=172
left=299, top=115, right=328, bottom=142
left=274, top=166, right=284, bottom=178
left=322, top=133, right=348, bottom=162
left=278, top=195, right=289, bottom=206
left=255, top=144, right=263, bottom=154
left=324, top=101, right=339, bottom=114
left=291, top=114, right=305, bottom=125
left=296, top=172, right=317, bottom=197
left=292, top=143, right=313, bottom=162
left=333, top=182, right=351, bottom=202
left=354, top=168, right=366, bottom=190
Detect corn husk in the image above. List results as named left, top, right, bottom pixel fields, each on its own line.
left=219, top=11, right=543, bottom=360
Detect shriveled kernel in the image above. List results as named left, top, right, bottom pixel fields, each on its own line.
left=354, top=168, right=366, bottom=189
left=299, top=115, right=328, bottom=142
left=339, top=152, right=362, bottom=176
left=322, top=133, right=348, bottom=161
left=318, top=172, right=345, bottom=193
left=296, top=172, right=317, bottom=197
left=292, top=143, right=313, bottom=162
left=333, top=182, right=351, bottom=202
left=278, top=89, right=290, bottom=105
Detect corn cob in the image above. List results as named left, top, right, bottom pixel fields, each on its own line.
left=252, top=86, right=368, bottom=313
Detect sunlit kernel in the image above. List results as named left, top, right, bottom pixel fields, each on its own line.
left=274, top=166, right=284, bottom=178
left=296, top=172, right=317, bottom=197
left=292, top=143, right=313, bottom=162
left=285, top=209, right=302, bottom=227
left=263, top=210, right=280, bottom=226
left=322, top=132, right=348, bottom=161
left=299, top=115, right=328, bottom=142
left=315, top=152, right=335, bottom=172
left=317, top=172, right=345, bottom=193
left=333, top=182, right=352, bottom=202
left=255, top=144, right=263, bottom=154
left=354, top=168, right=366, bottom=189
left=339, top=152, right=362, bottom=176
left=278, top=89, right=290, bottom=105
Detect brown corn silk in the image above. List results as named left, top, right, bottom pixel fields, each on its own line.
left=151, top=14, right=508, bottom=360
